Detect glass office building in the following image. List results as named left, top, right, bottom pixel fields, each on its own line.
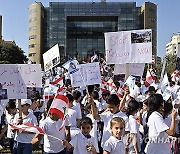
left=28, top=1, right=157, bottom=64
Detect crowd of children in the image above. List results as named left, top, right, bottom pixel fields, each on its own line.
left=0, top=73, right=180, bottom=154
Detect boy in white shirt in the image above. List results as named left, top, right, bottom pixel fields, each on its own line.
left=62, top=117, right=98, bottom=154
left=13, top=99, right=38, bottom=154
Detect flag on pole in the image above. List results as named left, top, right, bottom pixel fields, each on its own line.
left=49, top=94, right=69, bottom=120
left=91, top=54, right=98, bottom=62
left=50, top=76, right=64, bottom=93
left=171, top=70, right=180, bottom=82
left=145, top=69, right=156, bottom=87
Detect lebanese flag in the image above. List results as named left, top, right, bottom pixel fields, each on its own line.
left=9, top=123, right=44, bottom=134
left=50, top=77, right=64, bottom=93
left=117, top=87, right=124, bottom=99
left=171, top=70, right=180, bottom=82
left=49, top=94, right=69, bottom=119
left=145, top=69, right=156, bottom=87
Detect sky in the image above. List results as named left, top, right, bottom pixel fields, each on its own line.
left=0, top=0, right=180, bottom=58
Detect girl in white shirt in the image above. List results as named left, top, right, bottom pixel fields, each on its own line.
left=103, top=117, right=126, bottom=154
left=126, top=99, right=141, bottom=154
left=145, top=94, right=177, bottom=154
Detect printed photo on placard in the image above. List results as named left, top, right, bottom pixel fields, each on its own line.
left=0, top=89, right=8, bottom=100
left=27, top=87, right=43, bottom=99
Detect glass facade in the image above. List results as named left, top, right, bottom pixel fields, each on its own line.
left=44, top=2, right=142, bottom=60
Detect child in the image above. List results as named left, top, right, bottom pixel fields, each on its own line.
left=32, top=98, right=70, bottom=154
left=145, top=94, right=177, bottom=154
left=62, top=117, right=98, bottom=154
left=126, top=99, right=141, bottom=154
left=13, top=99, right=38, bottom=154
left=103, top=117, right=126, bottom=154
left=5, top=100, right=17, bottom=153
left=90, top=94, right=129, bottom=148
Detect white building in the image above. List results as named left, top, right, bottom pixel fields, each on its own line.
left=166, top=33, right=180, bottom=55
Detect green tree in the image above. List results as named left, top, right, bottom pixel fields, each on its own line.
left=165, top=54, right=177, bottom=74
left=0, top=43, right=27, bottom=64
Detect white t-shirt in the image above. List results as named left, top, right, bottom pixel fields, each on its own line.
left=103, top=136, right=125, bottom=154
left=70, top=133, right=98, bottom=154
left=6, top=113, right=15, bottom=138
left=72, top=100, right=82, bottom=119
left=13, top=112, right=38, bottom=143
left=40, top=116, right=69, bottom=153
left=145, top=111, right=171, bottom=154
left=129, top=115, right=141, bottom=154
left=100, top=111, right=129, bottom=147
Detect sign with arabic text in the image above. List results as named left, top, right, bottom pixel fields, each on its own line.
left=70, top=62, right=101, bottom=87
left=0, top=64, right=42, bottom=99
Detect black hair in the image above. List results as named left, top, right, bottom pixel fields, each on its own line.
left=72, top=90, right=81, bottom=100
left=92, top=91, right=99, bottom=100
left=102, top=91, right=110, bottom=97
left=114, top=81, right=120, bottom=88
left=66, top=94, right=73, bottom=103
left=164, top=102, right=173, bottom=118
left=6, top=100, right=16, bottom=111
left=87, top=85, right=94, bottom=95
left=106, top=94, right=120, bottom=106
left=65, top=79, right=71, bottom=87
left=146, top=93, right=164, bottom=122
left=126, top=99, right=140, bottom=116
left=80, top=117, right=93, bottom=128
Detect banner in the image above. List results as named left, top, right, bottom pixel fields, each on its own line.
left=0, top=64, right=42, bottom=99
left=105, top=29, right=152, bottom=64
left=114, top=63, right=145, bottom=76
left=43, top=44, right=60, bottom=72
left=71, top=62, right=101, bottom=87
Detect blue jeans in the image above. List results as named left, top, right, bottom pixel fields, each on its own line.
left=13, top=141, right=32, bottom=154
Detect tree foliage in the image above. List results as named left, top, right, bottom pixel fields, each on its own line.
left=0, top=43, right=27, bottom=64
left=165, top=54, right=177, bottom=74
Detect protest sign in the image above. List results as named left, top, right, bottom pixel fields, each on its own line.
left=105, top=29, right=152, bottom=64
left=43, top=44, right=60, bottom=72
left=114, top=63, right=145, bottom=76
left=0, top=64, right=42, bottom=99
left=70, top=62, right=101, bottom=87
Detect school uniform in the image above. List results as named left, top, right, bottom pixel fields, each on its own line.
left=68, top=107, right=80, bottom=138
left=103, top=136, right=125, bottom=154
left=129, top=115, right=141, bottom=154
left=100, top=111, right=129, bottom=147
left=40, top=116, right=69, bottom=153
left=69, top=133, right=98, bottom=154
left=13, top=112, right=38, bottom=154
left=72, top=100, right=82, bottom=120
left=145, top=111, right=171, bottom=154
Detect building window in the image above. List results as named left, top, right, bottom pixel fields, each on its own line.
left=29, top=35, right=37, bottom=40
left=29, top=9, right=37, bottom=14
left=29, top=26, right=37, bottom=31
left=29, top=17, right=37, bottom=23
left=29, top=44, right=36, bottom=48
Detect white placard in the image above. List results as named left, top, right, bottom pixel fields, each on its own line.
left=43, top=44, right=60, bottom=72
left=0, top=64, right=42, bottom=99
left=105, top=29, right=152, bottom=64
left=114, top=63, right=145, bottom=76
left=71, top=62, right=101, bottom=87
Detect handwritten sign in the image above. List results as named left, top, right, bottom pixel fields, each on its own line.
left=114, top=63, right=145, bottom=77
left=70, top=62, right=101, bottom=87
left=105, top=29, right=152, bottom=64
left=43, top=44, right=60, bottom=72
left=0, top=64, right=42, bottom=99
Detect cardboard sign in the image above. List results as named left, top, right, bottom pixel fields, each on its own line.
left=114, top=63, right=145, bottom=76
left=0, top=64, right=42, bottom=99
left=71, top=62, right=101, bottom=87
left=43, top=44, right=60, bottom=72
left=105, top=29, right=152, bottom=64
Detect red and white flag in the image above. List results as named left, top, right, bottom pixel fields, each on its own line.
left=50, top=76, right=64, bottom=93
left=49, top=94, right=69, bottom=120
left=117, top=87, right=124, bottom=99
left=145, top=69, right=156, bottom=87
left=9, top=123, right=44, bottom=134
left=171, top=70, right=180, bottom=82
left=91, top=54, right=98, bottom=63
